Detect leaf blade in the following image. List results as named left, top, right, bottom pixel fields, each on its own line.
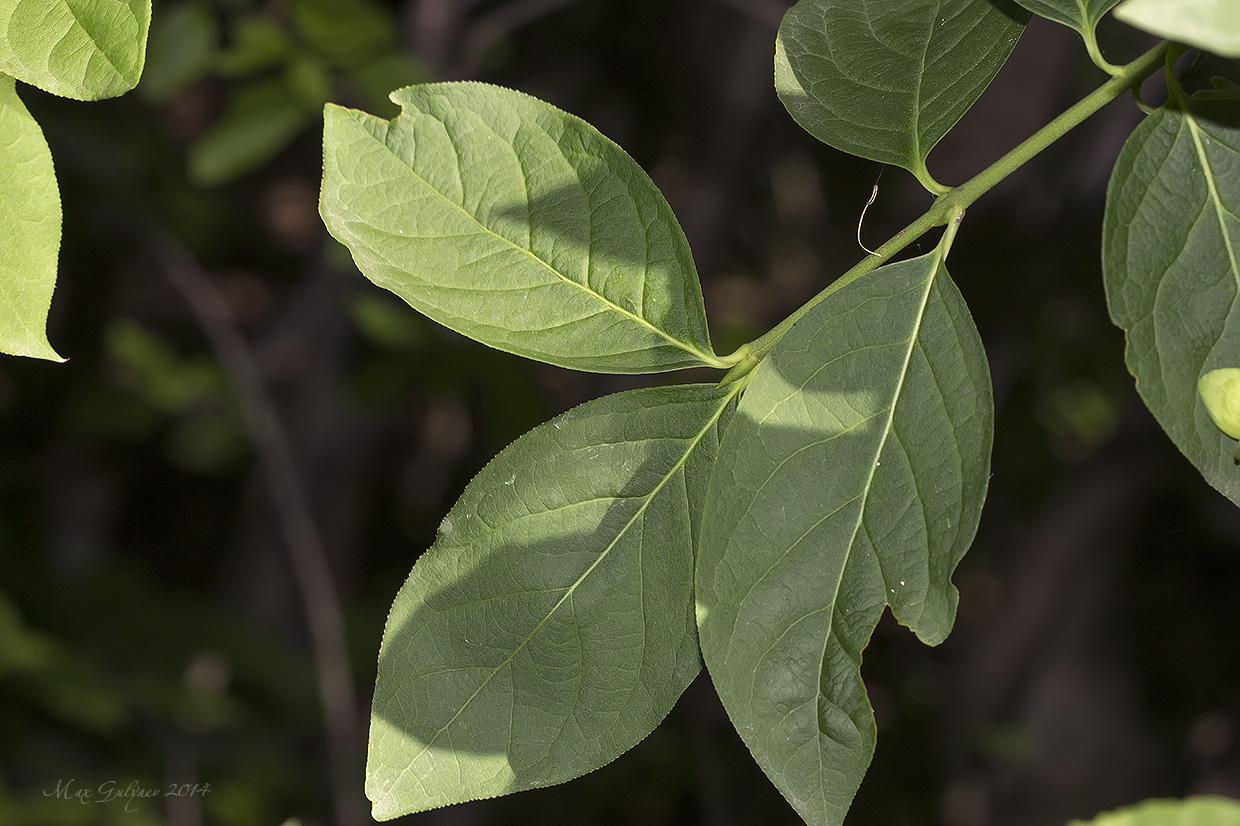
left=0, top=74, right=62, bottom=361
left=696, top=252, right=993, bottom=826
left=1011, top=0, right=1121, bottom=37
left=1114, top=0, right=1240, bottom=58
left=368, top=383, right=737, bottom=819
left=775, top=0, right=1028, bottom=184
left=0, top=0, right=151, bottom=100
left=320, top=83, right=721, bottom=373
left=1104, top=90, right=1240, bottom=504
left=1069, top=796, right=1240, bottom=826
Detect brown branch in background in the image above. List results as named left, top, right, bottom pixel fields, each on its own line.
left=151, top=235, right=363, bottom=826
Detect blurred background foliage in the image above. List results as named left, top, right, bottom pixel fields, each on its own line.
left=0, top=1, right=1238, bottom=825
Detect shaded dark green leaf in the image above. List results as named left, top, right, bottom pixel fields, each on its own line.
left=1104, top=89, right=1240, bottom=504
left=775, top=0, right=1027, bottom=190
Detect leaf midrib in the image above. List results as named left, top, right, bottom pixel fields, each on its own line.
left=811, top=258, right=939, bottom=801
left=375, top=387, right=737, bottom=808
left=360, top=109, right=722, bottom=368
left=59, top=0, right=134, bottom=83
left=1183, top=110, right=1240, bottom=292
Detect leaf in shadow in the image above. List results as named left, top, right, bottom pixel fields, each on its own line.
left=367, top=383, right=737, bottom=820
left=696, top=250, right=993, bottom=826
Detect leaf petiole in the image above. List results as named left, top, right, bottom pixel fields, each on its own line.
left=745, top=39, right=1172, bottom=363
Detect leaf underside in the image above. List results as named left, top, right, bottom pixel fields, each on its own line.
left=0, top=0, right=151, bottom=100
left=368, top=384, right=736, bottom=820
left=696, top=252, right=993, bottom=826
left=1103, top=90, right=1240, bottom=506
left=320, top=82, right=720, bottom=374
left=774, top=0, right=1028, bottom=179
left=0, top=74, right=62, bottom=361
left=1011, top=0, right=1120, bottom=37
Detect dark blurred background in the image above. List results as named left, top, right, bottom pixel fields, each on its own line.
left=1, top=1, right=1237, bottom=825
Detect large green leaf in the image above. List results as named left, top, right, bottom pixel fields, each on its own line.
left=0, top=0, right=151, bottom=100
left=775, top=0, right=1028, bottom=191
left=1114, top=0, right=1240, bottom=58
left=696, top=250, right=993, bottom=826
left=0, top=74, right=62, bottom=361
left=1070, top=796, right=1240, bottom=826
left=320, top=83, right=723, bottom=374
left=1103, top=87, right=1240, bottom=505
left=368, top=383, right=737, bottom=820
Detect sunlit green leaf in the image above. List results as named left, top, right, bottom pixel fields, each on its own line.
left=0, top=0, right=151, bottom=100
left=1114, top=0, right=1240, bottom=58
left=0, top=74, right=62, bottom=361
left=1069, top=796, right=1240, bottom=826
left=320, top=83, right=723, bottom=374
left=775, top=0, right=1027, bottom=191
left=368, top=384, right=736, bottom=819
left=1103, top=87, right=1240, bottom=504
left=696, top=250, right=993, bottom=826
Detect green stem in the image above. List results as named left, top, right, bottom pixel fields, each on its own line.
left=1083, top=25, right=1123, bottom=77
left=747, top=39, right=1172, bottom=362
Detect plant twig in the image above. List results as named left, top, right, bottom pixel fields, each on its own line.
left=747, top=39, right=1173, bottom=361
left=151, top=235, right=363, bottom=826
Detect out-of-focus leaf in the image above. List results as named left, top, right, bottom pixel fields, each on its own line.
left=292, top=0, right=394, bottom=68
left=0, top=75, right=62, bottom=362
left=1103, top=87, right=1240, bottom=504
left=140, top=0, right=218, bottom=102
left=1114, top=0, right=1240, bottom=58
left=349, top=293, right=429, bottom=350
left=189, top=79, right=310, bottom=186
left=696, top=248, right=993, bottom=826
left=368, top=384, right=736, bottom=819
left=347, top=54, right=431, bottom=117
left=775, top=0, right=1027, bottom=191
left=0, top=0, right=151, bottom=100
left=284, top=54, right=332, bottom=111
left=1069, top=796, right=1240, bottom=826
left=212, top=16, right=289, bottom=77
left=320, top=83, right=723, bottom=373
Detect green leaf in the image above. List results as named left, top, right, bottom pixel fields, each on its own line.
left=775, top=0, right=1028, bottom=192
left=1114, top=0, right=1240, bottom=58
left=188, top=79, right=311, bottom=187
left=1012, top=0, right=1120, bottom=35
left=0, top=74, right=62, bottom=361
left=696, top=251, right=993, bottom=826
left=368, top=383, right=737, bottom=820
left=1103, top=89, right=1240, bottom=505
left=0, top=0, right=151, bottom=100
left=320, top=83, right=724, bottom=373
left=1069, top=796, right=1240, bottom=826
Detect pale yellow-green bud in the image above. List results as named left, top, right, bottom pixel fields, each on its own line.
left=1198, top=368, right=1240, bottom=458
